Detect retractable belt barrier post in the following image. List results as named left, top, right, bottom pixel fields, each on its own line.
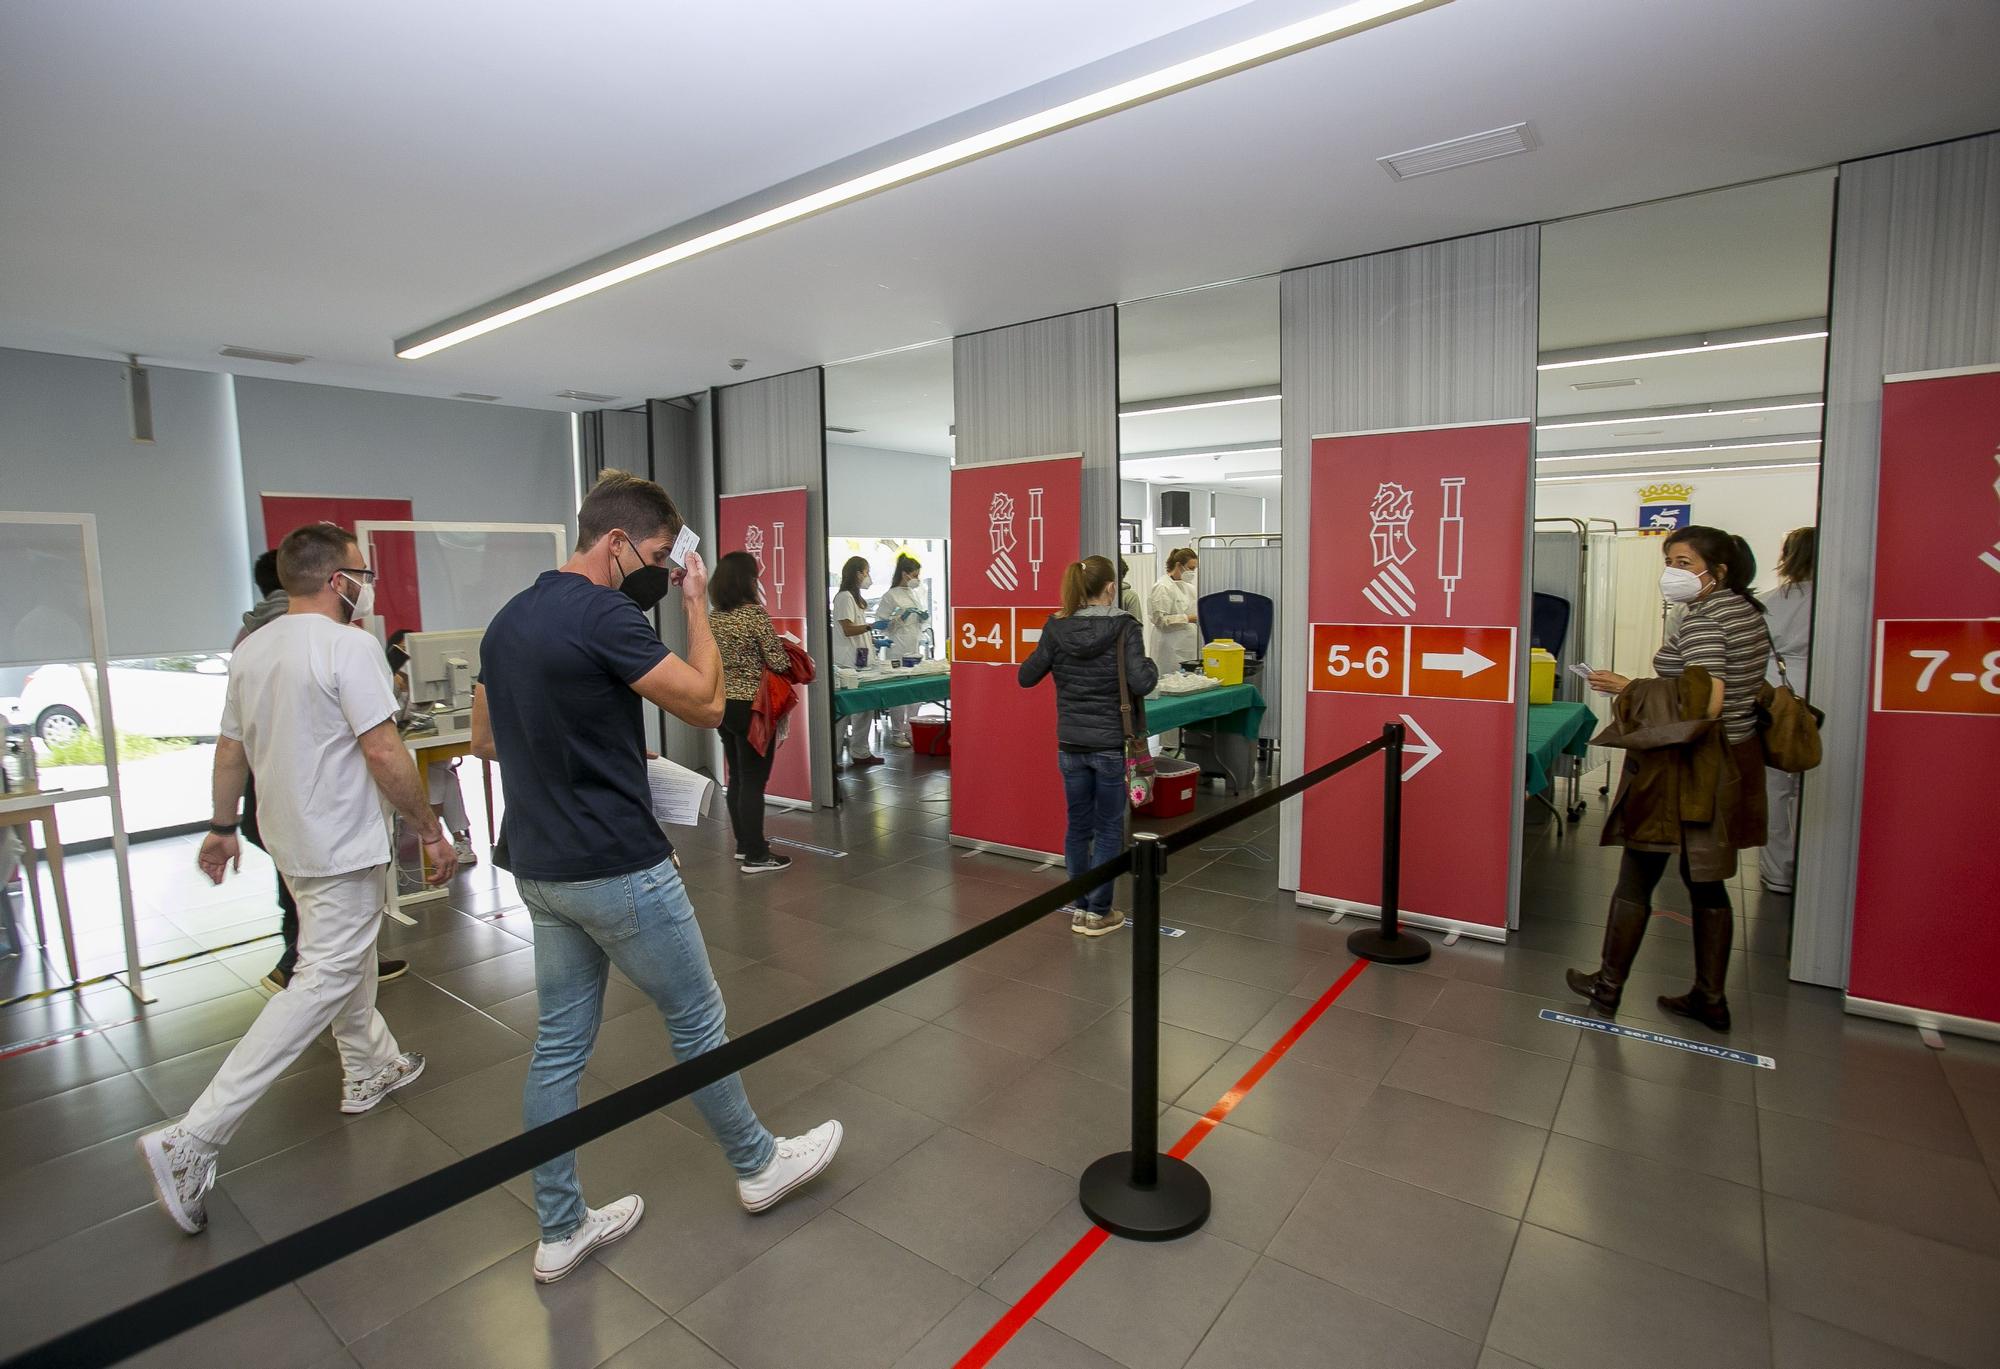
left=1345, top=722, right=1431, bottom=965
left=8, top=723, right=1406, bottom=1369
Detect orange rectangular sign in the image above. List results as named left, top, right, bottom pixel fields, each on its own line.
left=952, top=607, right=1015, bottom=665
left=1875, top=618, right=2000, bottom=716
left=1309, top=623, right=1409, bottom=695
left=1013, top=608, right=1059, bottom=665
left=1408, top=625, right=1517, bottom=704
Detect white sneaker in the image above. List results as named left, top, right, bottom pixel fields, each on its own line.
left=453, top=833, right=478, bottom=867
left=738, top=1121, right=843, bottom=1213
left=138, top=1125, right=217, bottom=1235
left=341, top=1051, right=426, bottom=1114
left=533, top=1194, right=644, bottom=1284
left=889, top=734, right=913, bottom=749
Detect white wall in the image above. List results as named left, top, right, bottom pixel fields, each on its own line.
left=234, top=376, right=574, bottom=547
left=1533, top=465, right=1819, bottom=591
left=1, top=347, right=251, bottom=656
left=1120, top=477, right=1267, bottom=547
left=825, top=441, right=949, bottom=538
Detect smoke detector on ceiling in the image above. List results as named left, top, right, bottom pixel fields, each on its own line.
left=1570, top=377, right=1642, bottom=392
left=219, top=345, right=310, bottom=365
left=1379, top=122, right=1537, bottom=181
left=555, top=389, right=620, bottom=404
left=453, top=392, right=501, bottom=402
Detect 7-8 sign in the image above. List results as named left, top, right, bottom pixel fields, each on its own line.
left=1875, top=618, right=2000, bottom=717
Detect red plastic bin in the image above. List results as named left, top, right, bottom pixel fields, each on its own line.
left=910, top=718, right=951, bottom=756
left=1136, top=758, right=1200, bottom=817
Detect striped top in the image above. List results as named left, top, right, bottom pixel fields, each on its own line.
left=711, top=604, right=793, bottom=702
left=1654, top=590, right=1770, bottom=742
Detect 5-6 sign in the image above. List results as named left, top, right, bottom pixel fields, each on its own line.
left=1310, top=623, right=1408, bottom=696
left=1875, top=618, right=2000, bottom=717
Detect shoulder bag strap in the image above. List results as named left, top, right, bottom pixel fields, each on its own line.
left=1116, top=624, right=1138, bottom=741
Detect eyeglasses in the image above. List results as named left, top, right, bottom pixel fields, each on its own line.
left=334, top=567, right=378, bottom=582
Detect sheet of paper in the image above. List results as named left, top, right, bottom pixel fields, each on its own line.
left=669, top=524, right=700, bottom=569
left=646, top=757, right=714, bottom=827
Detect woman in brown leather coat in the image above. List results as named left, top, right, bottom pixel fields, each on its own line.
left=1565, top=526, right=1770, bottom=1032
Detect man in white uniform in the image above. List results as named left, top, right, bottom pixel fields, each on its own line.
left=137, top=522, right=457, bottom=1234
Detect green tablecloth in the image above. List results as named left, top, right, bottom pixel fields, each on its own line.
left=1526, top=701, right=1597, bottom=794
left=1143, top=682, right=1266, bottom=739
left=832, top=672, right=950, bottom=718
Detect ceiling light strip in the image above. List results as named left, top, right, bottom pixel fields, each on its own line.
left=1536, top=399, right=1823, bottom=431
left=1536, top=438, right=1819, bottom=465
left=1536, top=460, right=1819, bottom=485
left=1120, top=386, right=1281, bottom=418
left=1128, top=444, right=1283, bottom=463
left=1536, top=319, right=1828, bottom=372
left=396, top=0, right=1447, bottom=360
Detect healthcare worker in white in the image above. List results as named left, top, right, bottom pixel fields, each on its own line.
left=875, top=553, right=929, bottom=748
left=832, top=555, right=887, bottom=767
left=1759, top=527, right=1814, bottom=895
left=1147, top=547, right=1202, bottom=674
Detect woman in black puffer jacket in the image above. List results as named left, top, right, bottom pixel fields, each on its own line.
left=1018, top=555, right=1158, bottom=936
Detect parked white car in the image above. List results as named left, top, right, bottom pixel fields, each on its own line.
left=6, top=656, right=231, bottom=743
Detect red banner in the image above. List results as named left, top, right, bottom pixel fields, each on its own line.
left=1298, top=422, right=1530, bottom=936
left=949, top=455, right=1082, bottom=858
left=1852, top=366, right=2000, bottom=1025
left=718, top=487, right=813, bottom=806
left=260, top=494, right=418, bottom=633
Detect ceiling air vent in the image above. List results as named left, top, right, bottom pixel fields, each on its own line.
left=1570, top=377, right=1642, bottom=392
left=555, top=389, right=620, bottom=404
left=1379, top=123, right=1537, bottom=181
left=825, top=425, right=862, bottom=434
left=219, top=345, right=310, bottom=365
left=453, top=392, right=501, bottom=402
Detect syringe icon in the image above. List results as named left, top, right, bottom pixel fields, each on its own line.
left=772, top=521, right=787, bottom=602
left=1028, top=488, right=1046, bottom=590
left=1437, top=478, right=1466, bottom=618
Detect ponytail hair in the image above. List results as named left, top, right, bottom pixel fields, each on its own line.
left=838, top=555, right=871, bottom=608
left=893, top=552, right=921, bottom=586
left=1664, top=525, right=1767, bottom=614
left=1165, top=547, right=1198, bottom=573
left=1058, top=555, right=1118, bottom=617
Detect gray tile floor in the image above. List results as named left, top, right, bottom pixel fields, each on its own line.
left=3, top=752, right=1999, bottom=1368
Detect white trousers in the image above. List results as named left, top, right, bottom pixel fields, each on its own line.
left=841, top=711, right=879, bottom=760
left=427, top=760, right=469, bottom=833
left=1763, top=769, right=1800, bottom=889
left=182, top=864, right=399, bottom=1149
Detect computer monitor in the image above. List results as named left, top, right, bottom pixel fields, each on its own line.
left=405, top=628, right=483, bottom=721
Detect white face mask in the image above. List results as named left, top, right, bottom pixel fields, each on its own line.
left=1659, top=566, right=1706, bottom=604
left=336, top=572, right=376, bottom=622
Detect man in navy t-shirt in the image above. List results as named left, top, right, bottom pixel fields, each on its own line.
left=473, top=469, right=842, bottom=1285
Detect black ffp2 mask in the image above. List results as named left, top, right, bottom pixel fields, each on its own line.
left=618, top=564, right=675, bottom=613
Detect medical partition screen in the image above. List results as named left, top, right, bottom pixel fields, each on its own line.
left=1849, top=365, right=2000, bottom=1030
left=948, top=453, right=1082, bottom=860
left=718, top=486, right=813, bottom=807
left=1297, top=421, right=1531, bottom=939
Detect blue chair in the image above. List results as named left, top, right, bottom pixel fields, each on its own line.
left=1530, top=592, right=1571, bottom=656
left=1198, top=591, right=1274, bottom=667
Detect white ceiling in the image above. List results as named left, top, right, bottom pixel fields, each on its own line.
left=3, top=0, right=1997, bottom=424
left=824, top=340, right=955, bottom=457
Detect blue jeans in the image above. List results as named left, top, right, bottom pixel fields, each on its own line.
left=1059, top=750, right=1126, bottom=914
left=518, top=858, right=776, bottom=1240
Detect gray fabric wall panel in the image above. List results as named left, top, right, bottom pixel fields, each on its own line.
left=1796, top=133, right=2000, bottom=989
left=715, top=369, right=832, bottom=807
left=1278, top=227, right=1539, bottom=899
left=953, top=307, right=1119, bottom=559
left=647, top=398, right=710, bottom=773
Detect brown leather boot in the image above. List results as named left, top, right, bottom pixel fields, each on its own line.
left=1565, top=898, right=1650, bottom=1015
left=1659, top=903, right=1733, bottom=1031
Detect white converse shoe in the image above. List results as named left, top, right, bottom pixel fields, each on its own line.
left=341, top=1052, right=426, bottom=1114
left=738, top=1121, right=843, bottom=1213
left=138, top=1125, right=217, bottom=1235
left=533, top=1195, right=644, bottom=1284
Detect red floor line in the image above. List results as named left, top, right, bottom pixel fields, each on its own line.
left=952, top=957, right=1373, bottom=1369
left=0, top=1015, right=143, bottom=1063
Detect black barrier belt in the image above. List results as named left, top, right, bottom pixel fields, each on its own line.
left=5, top=849, right=1133, bottom=1369
left=1157, top=734, right=1387, bottom=857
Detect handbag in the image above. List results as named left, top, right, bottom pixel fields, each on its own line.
left=1116, top=624, right=1155, bottom=807
left=1755, top=638, right=1824, bottom=773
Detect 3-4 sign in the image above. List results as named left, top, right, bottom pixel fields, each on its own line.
left=1875, top=618, right=2000, bottom=717
left=954, top=607, right=1013, bottom=664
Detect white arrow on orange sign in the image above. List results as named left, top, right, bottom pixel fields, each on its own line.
left=1399, top=712, right=1442, bottom=780
left=1420, top=647, right=1495, bottom=678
